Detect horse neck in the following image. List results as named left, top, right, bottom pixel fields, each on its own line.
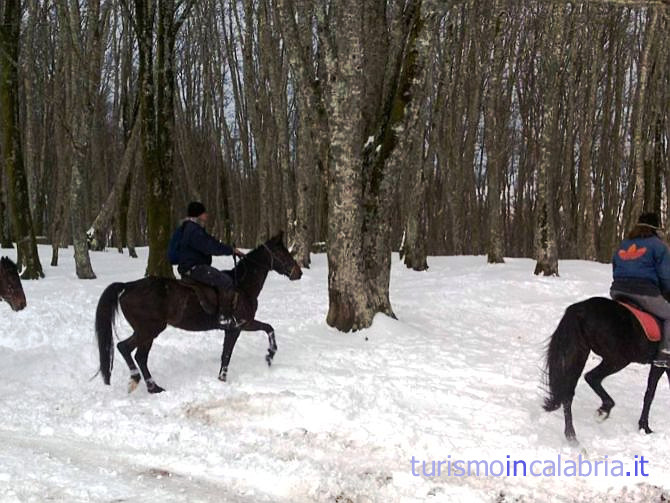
left=235, top=247, right=271, bottom=299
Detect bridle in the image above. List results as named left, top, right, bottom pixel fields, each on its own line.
left=260, top=243, right=299, bottom=278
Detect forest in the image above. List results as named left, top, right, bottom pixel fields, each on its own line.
left=1, top=0, right=669, bottom=331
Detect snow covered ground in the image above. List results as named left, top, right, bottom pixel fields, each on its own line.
left=0, top=246, right=669, bottom=502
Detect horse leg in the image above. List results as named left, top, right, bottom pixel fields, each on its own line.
left=134, top=338, right=164, bottom=394
left=219, top=328, right=241, bottom=382
left=117, top=333, right=141, bottom=393
left=241, top=319, right=277, bottom=366
left=638, top=365, right=665, bottom=434
left=584, top=360, right=627, bottom=421
left=563, top=397, right=578, bottom=445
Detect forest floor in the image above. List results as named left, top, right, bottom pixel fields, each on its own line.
left=1, top=247, right=669, bottom=502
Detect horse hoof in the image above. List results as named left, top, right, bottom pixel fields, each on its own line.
left=128, top=378, right=140, bottom=394
left=218, top=372, right=227, bottom=382
left=595, top=409, right=610, bottom=422
left=266, top=354, right=273, bottom=367
left=147, top=383, right=165, bottom=394
left=639, top=425, right=653, bottom=435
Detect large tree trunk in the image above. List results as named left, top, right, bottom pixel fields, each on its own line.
left=58, top=0, right=109, bottom=279
left=129, top=0, right=192, bottom=277
left=323, top=0, right=434, bottom=331
left=0, top=0, right=44, bottom=279
left=276, top=0, right=329, bottom=268
left=575, top=19, right=599, bottom=261
left=485, top=9, right=506, bottom=265
left=630, top=8, right=659, bottom=221
left=322, top=0, right=369, bottom=332
left=534, top=6, right=562, bottom=277
left=398, top=8, right=436, bottom=272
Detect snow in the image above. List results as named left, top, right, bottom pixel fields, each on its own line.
left=1, top=247, right=669, bottom=502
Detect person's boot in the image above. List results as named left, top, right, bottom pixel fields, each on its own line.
left=654, top=325, right=670, bottom=367
left=217, top=288, right=243, bottom=328
left=653, top=348, right=670, bottom=368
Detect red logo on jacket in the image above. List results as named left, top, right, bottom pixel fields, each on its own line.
left=618, top=244, right=647, bottom=261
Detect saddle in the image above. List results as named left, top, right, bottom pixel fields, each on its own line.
left=180, top=277, right=219, bottom=315
left=617, top=301, right=662, bottom=342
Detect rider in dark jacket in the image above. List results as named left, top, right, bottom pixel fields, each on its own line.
left=610, top=212, right=670, bottom=367
left=177, top=202, right=244, bottom=327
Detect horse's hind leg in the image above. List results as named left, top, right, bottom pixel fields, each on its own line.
left=563, top=397, right=578, bottom=445
left=135, top=338, right=164, bottom=394
left=584, top=360, right=627, bottom=420
left=117, top=333, right=141, bottom=393
left=638, top=366, right=665, bottom=434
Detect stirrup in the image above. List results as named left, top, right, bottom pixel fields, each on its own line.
left=652, top=358, right=670, bottom=368
left=219, top=315, right=245, bottom=329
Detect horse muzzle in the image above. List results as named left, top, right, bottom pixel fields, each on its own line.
left=288, top=265, right=302, bottom=281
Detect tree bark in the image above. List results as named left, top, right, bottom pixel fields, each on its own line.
left=630, top=8, right=659, bottom=222
left=126, top=0, right=193, bottom=277
left=57, top=0, right=109, bottom=279
left=322, top=0, right=434, bottom=331
left=485, top=9, right=506, bottom=264
left=0, top=0, right=44, bottom=279
left=534, top=5, right=562, bottom=277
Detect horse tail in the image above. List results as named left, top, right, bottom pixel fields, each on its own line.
left=543, top=303, right=590, bottom=412
left=95, top=282, right=125, bottom=385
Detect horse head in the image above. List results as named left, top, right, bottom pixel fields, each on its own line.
left=264, top=232, right=302, bottom=281
left=0, top=257, right=27, bottom=311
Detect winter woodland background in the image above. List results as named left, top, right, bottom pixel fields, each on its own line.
left=1, top=0, right=670, bottom=331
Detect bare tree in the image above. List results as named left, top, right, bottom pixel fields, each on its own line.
left=0, top=0, right=43, bottom=278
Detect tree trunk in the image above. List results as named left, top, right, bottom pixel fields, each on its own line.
left=323, top=0, right=433, bottom=331
left=485, top=9, right=506, bottom=264
left=575, top=27, right=598, bottom=262
left=129, top=0, right=192, bottom=277
left=126, top=155, right=142, bottom=259
left=534, top=6, right=561, bottom=277
left=0, top=172, right=13, bottom=248
left=630, top=8, right=658, bottom=221
left=0, top=0, right=44, bottom=279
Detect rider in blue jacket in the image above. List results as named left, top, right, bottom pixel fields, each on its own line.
left=610, top=212, right=670, bottom=367
left=177, top=202, right=244, bottom=327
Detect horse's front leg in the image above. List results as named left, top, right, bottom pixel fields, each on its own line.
left=242, top=319, right=277, bottom=366
left=219, top=328, right=241, bottom=382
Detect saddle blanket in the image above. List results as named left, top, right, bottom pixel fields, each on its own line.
left=618, top=301, right=662, bottom=342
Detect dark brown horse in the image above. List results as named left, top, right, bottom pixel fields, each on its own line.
left=0, top=257, right=26, bottom=311
left=95, top=233, right=302, bottom=393
left=544, top=297, right=670, bottom=444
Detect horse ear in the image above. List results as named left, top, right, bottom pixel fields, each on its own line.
left=274, top=231, right=284, bottom=244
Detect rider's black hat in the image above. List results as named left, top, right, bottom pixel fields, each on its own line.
left=187, top=201, right=206, bottom=218
left=638, top=212, right=662, bottom=230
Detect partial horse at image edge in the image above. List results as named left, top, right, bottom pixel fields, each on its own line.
left=0, top=256, right=27, bottom=311
left=543, top=296, right=670, bottom=444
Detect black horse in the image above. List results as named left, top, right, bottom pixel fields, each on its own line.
left=544, top=296, right=670, bottom=444
left=0, top=257, right=26, bottom=311
left=95, top=233, right=302, bottom=393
